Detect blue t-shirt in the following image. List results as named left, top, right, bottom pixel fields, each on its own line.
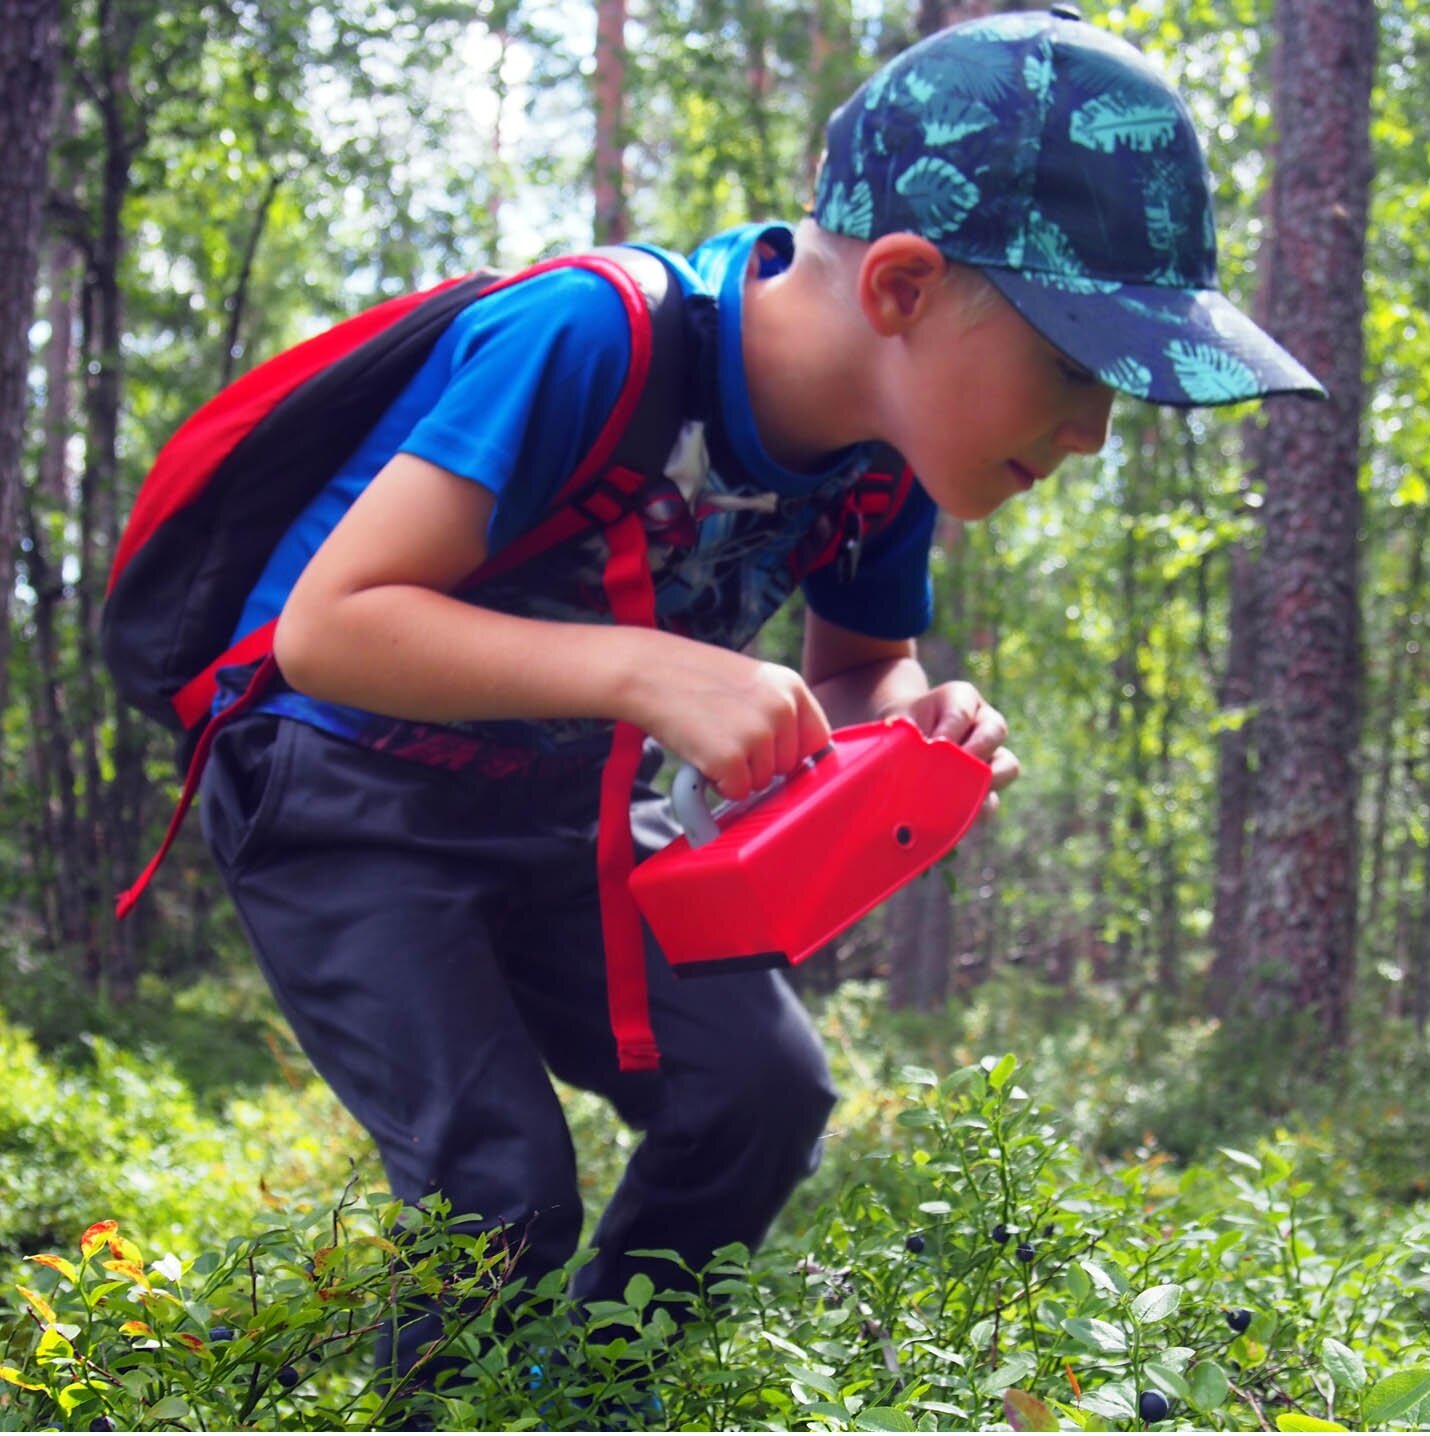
left=230, top=223, right=937, bottom=763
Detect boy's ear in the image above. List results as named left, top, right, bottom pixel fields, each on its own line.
left=857, top=234, right=948, bottom=336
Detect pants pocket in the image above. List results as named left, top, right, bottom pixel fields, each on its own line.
left=201, top=713, right=298, bottom=873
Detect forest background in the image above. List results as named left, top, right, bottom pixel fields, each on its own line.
left=0, top=0, right=1427, bottom=1431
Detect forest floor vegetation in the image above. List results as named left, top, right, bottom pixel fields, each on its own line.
left=1, top=950, right=1426, bottom=1431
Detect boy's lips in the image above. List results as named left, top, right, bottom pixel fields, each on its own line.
left=1007, top=460, right=1046, bottom=488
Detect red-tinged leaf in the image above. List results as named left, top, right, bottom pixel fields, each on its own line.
left=175, top=1333, right=206, bottom=1352
left=119, top=1320, right=154, bottom=1337
left=1065, top=1362, right=1081, bottom=1399
left=107, top=1235, right=143, bottom=1266
left=101, top=1259, right=149, bottom=1289
left=80, top=1221, right=119, bottom=1257
left=1005, top=1388, right=1059, bottom=1432
left=15, top=1285, right=58, bottom=1325
left=0, top=1365, right=45, bottom=1391
left=27, top=1254, right=79, bottom=1284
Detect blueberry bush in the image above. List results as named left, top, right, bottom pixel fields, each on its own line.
left=3, top=1010, right=1427, bottom=1432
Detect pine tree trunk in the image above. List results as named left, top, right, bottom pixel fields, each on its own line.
left=1240, top=0, right=1375, bottom=1047
left=593, top=0, right=627, bottom=244
left=0, top=0, right=61, bottom=752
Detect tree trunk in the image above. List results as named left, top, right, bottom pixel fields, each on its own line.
left=1207, top=536, right=1258, bottom=1013
left=885, top=623, right=960, bottom=1008
left=0, top=0, right=61, bottom=752
left=1240, top=0, right=1375, bottom=1048
left=1364, top=509, right=1426, bottom=945
left=592, top=0, right=627, bottom=244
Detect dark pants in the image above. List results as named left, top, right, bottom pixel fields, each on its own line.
left=200, top=714, right=837, bottom=1376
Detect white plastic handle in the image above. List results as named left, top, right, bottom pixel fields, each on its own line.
left=670, top=746, right=833, bottom=850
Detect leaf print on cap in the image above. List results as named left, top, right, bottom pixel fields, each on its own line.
left=1022, top=211, right=1119, bottom=292
left=895, top=158, right=978, bottom=239
left=820, top=180, right=875, bottom=239
left=1167, top=340, right=1257, bottom=403
left=903, top=68, right=937, bottom=106
left=1069, top=92, right=1179, bottom=154
left=923, top=42, right=1021, bottom=105
left=921, top=96, right=997, bottom=147
left=1120, top=294, right=1190, bottom=325
left=1099, top=357, right=1153, bottom=398
left=1023, top=48, right=1055, bottom=105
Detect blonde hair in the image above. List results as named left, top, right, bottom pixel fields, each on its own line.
left=792, top=218, right=1002, bottom=331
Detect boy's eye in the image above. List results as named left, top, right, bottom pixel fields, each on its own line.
left=1058, top=359, right=1098, bottom=387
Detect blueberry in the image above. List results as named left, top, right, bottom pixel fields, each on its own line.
left=1226, top=1307, right=1253, bottom=1333
left=1138, top=1390, right=1170, bottom=1423
left=904, top=1233, right=926, bottom=1254
left=991, top=1223, right=1010, bottom=1244
left=89, top=1421, right=116, bottom=1432
left=277, top=1365, right=301, bottom=1388
left=208, top=1325, right=236, bottom=1343
left=1015, top=1242, right=1036, bottom=1263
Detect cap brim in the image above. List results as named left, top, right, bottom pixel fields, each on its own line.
left=981, top=270, right=1327, bottom=407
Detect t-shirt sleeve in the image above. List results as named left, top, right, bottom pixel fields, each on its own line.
left=398, top=266, right=635, bottom=552
left=801, top=477, right=937, bottom=640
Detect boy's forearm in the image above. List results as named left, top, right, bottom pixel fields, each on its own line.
left=277, top=584, right=833, bottom=796
left=809, top=654, right=930, bottom=729
left=275, top=585, right=668, bottom=727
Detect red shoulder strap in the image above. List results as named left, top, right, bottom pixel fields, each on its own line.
left=165, top=252, right=662, bottom=732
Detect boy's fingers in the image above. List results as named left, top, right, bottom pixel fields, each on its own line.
left=988, top=745, right=1020, bottom=790
left=797, top=687, right=833, bottom=759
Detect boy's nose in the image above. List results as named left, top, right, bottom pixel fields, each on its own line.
left=1057, top=386, right=1115, bottom=456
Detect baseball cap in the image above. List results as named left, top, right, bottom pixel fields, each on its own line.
left=811, top=5, right=1326, bottom=407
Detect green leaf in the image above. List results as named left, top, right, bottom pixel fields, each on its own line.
left=1080, top=1259, right=1126, bottom=1295
left=1004, top=1388, right=1060, bottom=1431
left=901, top=1066, right=939, bottom=1087
left=622, top=1272, right=653, bottom=1313
left=987, top=1053, right=1017, bottom=1091
left=854, top=1406, right=916, bottom=1430
left=1262, top=1148, right=1294, bottom=1185
left=145, top=1395, right=190, bottom=1421
left=1218, top=1147, right=1262, bottom=1171
left=1079, top=1384, right=1136, bottom=1420
left=804, top=1400, right=854, bottom=1423
left=1063, top=1316, right=1128, bottom=1354
left=789, top=1365, right=840, bottom=1401
left=1274, top=1417, right=1348, bottom=1432
left=1364, top=1369, right=1430, bottom=1426
left=984, top=1353, right=1037, bottom=1393
left=1130, top=1284, right=1182, bottom=1324
left=1188, top=1361, right=1229, bottom=1412
left=1321, top=1338, right=1366, bottom=1392
left=1064, top=1262, right=1091, bottom=1302
left=1143, top=1362, right=1193, bottom=1405
left=0, top=1366, right=44, bottom=1392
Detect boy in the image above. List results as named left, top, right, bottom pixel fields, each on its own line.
left=198, top=2, right=1322, bottom=1398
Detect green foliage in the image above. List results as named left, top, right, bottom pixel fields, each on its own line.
left=0, top=1002, right=371, bottom=1269
left=1, top=988, right=1426, bottom=1432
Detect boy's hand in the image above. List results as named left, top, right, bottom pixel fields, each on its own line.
left=899, top=681, right=1019, bottom=818
left=629, top=644, right=832, bottom=802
